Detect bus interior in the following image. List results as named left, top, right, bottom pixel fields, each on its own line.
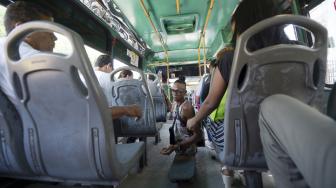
left=0, top=0, right=335, bottom=187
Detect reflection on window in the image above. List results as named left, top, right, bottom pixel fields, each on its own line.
left=310, top=0, right=336, bottom=85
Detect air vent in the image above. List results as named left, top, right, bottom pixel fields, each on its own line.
left=160, top=14, right=198, bottom=35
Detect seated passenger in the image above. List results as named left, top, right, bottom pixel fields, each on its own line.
left=0, top=1, right=56, bottom=106
left=160, top=76, right=201, bottom=155
left=0, top=2, right=141, bottom=121
left=187, top=0, right=291, bottom=186
left=94, top=55, right=142, bottom=120
left=118, top=69, right=133, bottom=80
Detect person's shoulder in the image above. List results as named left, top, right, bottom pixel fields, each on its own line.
left=19, top=42, right=40, bottom=58
left=94, top=69, right=103, bottom=75
left=222, top=50, right=234, bottom=59
left=218, top=49, right=234, bottom=66
left=182, top=101, right=193, bottom=109
left=95, top=70, right=111, bottom=82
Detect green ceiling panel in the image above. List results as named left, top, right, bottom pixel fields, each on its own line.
left=113, top=0, right=239, bottom=64
left=152, top=49, right=208, bottom=62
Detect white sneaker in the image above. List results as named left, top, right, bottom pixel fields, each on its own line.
left=221, top=174, right=233, bottom=188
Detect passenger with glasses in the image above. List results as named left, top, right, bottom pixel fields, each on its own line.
left=160, top=76, right=201, bottom=155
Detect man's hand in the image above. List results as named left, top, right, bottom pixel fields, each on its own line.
left=160, top=145, right=177, bottom=155
left=126, top=104, right=142, bottom=119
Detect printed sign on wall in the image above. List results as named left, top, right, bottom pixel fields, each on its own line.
left=127, top=49, right=139, bottom=67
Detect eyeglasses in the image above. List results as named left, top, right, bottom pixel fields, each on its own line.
left=171, top=89, right=186, bottom=94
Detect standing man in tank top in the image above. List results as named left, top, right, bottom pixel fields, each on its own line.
left=160, top=76, right=201, bottom=155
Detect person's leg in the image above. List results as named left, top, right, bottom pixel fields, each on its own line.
left=259, top=115, right=308, bottom=188
left=204, top=117, right=224, bottom=151
left=202, top=118, right=215, bottom=150
left=259, top=94, right=336, bottom=188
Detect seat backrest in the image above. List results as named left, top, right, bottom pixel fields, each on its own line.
left=0, top=89, right=32, bottom=176
left=5, top=21, right=137, bottom=182
left=109, top=67, right=157, bottom=137
left=200, top=74, right=211, bottom=103
left=146, top=73, right=167, bottom=122
left=222, top=15, right=327, bottom=170
left=327, top=83, right=336, bottom=120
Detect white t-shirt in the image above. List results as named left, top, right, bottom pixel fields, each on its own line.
left=0, top=37, right=39, bottom=105
left=94, top=70, right=113, bottom=107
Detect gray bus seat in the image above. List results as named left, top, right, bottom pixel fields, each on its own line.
left=327, top=83, right=336, bottom=120
left=146, top=72, right=167, bottom=122
left=198, top=73, right=211, bottom=104
left=5, top=21, right=145, bottom=185
left=0, top=89, right=32, bottom=176
left=109, top=67, right=157, bottom=137
left=222, top=15, right=327, bottom=170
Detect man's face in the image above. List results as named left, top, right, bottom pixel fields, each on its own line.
left=104, top=63, right=113, bottom=73
left=172, top=82, right=186, bottom=102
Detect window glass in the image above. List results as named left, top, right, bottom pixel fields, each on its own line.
left=0, top=5, right=5, bottom=37
left=53, top=33, right=73, bottom=56
left=84, top=45, right=103, bottom=65
left=284, top=24, right=297, bottom=41
left=114, top=58, right=140, bottom=79
left=310, top=0, right=336, bottom=85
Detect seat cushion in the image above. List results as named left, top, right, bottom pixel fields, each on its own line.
left=115, top=142, right=145, bottom=168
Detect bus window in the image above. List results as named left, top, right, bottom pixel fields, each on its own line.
left=284, top=24, right=297, bottom=41
left=114, top=58, right=128, bottom=69
left=53, top=33, right=73, bottom=56
left=84, top=45, right=103, bottom=65
left=310, top=0, right=336, bottom=85
left=0, top=5, right=101, bottom=64
left=0, top=5, right=5, bottom=37
left=114, top=59, right=141, bottom=79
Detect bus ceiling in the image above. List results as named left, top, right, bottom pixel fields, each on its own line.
left=0, top=0, right=325, bottom=68
left=112, top=0, right=240, bottom=65
left=109, top=0, right=318, bottom=66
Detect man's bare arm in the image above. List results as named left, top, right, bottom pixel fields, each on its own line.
left=177, top=101, right=201, bottom=150
left=176, top=125, right=201, bottom=150
left=110, top=105, right=142, bottom=120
